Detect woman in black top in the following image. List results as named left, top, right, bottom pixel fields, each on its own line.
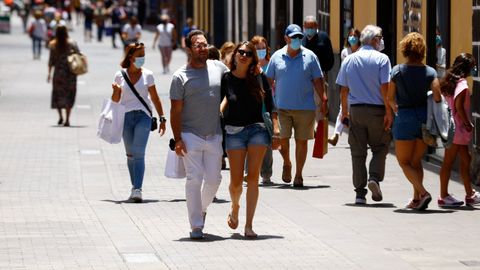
left=221, top=41, right=280, bottom=238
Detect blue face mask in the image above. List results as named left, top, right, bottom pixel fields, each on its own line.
left=304, top=28, right=316, bottom=38
left=290, top=38, right=302, bottom=50
left=134, top=57, right=145, bottom=68
left=256, top=49, right=267, bottom=60
left=471, top=66, right=478, bottom=77
left=435, top=35, right=442, bottom=46
left=347, top=36, right=358, bottom=46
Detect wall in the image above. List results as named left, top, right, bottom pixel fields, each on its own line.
left=330, top=0, right=341, bottom=53
left=354, top=0, right=376, bottom=30
left=451, top=1, right=472, bottom=62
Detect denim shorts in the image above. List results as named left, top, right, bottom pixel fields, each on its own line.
left=392, top=107, right=427, bottom=140
left=225, top=124, right=270, bottom=150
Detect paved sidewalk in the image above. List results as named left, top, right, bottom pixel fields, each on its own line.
left=0, top=16, right=479, bottom=270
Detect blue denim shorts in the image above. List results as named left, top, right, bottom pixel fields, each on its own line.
left=225, top=124, right=270, bottom=150
left=392, top=107, right=427, bottom=140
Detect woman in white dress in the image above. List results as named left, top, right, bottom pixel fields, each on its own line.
left=152, top=14, right=177, bottom=74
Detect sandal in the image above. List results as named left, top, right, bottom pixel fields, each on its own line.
left=227, top=213, right=238, bottom=229
left=227, top=205, right=239, bottom=230
left=293, top=176, right=304, bottom=187
left=282, top=164, right=292, bottom=183
left=244, top=228, right=258, bottom=239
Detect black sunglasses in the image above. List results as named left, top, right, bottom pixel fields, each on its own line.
left=128, top=42, right=144, bottom=54
left=290, top=34, right=303, bottom=39
left=238, top=49, right=253, bottom=57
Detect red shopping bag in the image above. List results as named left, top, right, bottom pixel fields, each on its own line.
left=312, top=118, right=328, bottom=159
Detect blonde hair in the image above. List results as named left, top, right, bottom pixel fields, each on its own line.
left=219, top=41, right=235, bottom=61
left=399, top=32, right=426, bottom=63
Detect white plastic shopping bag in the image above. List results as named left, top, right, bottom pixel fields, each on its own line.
left=164, top=150, right=186, bottom=178
left=97, top=99, right=126, bottom=144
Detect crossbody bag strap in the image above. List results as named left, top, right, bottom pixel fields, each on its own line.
left=121, top=70, right=152, bottom=117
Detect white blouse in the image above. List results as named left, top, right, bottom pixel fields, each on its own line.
left=113, top=68, right=155, bottom=116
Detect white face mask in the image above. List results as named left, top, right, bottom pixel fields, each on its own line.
left=377, top=38, right=385, bottom=52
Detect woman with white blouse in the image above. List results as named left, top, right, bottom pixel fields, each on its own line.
left=111, top=42, right=166, bottom=202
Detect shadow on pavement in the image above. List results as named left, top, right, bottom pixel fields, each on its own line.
left=212, top=198, right=230, bottom=204
left=229, top=233, right=284, bottom=241
left=393, top=209, right=456, bottom=214
left=344, top=203, right=397, bottom=208
left=263, top=184, right=331, bottom=190
left=50, top=125, right=88, bottom=128
left=175, top=233, right=227, bottom=242
left=159, top=199, right=186, bottom=203
left=101, top=199, right=160, bottom=204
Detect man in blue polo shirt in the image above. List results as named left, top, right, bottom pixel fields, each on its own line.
left=265, top=24, right=327, bottom=188
left=336, top=25, right=392, bottom=205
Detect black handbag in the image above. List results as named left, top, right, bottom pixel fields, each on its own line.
left=121, top=70, right=157, bottom=131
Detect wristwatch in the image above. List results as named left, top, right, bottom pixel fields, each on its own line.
left=159, top=116, right=167, bottom=123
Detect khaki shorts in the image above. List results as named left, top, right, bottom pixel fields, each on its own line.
left=278, top=109, right=316, bottom=140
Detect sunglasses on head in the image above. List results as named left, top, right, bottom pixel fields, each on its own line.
left=128, top=42, right=144, bottom=54
left=238, top=49, right=253, bottom=57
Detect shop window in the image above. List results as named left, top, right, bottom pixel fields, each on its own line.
left=340, top=0, right=353, bottom=49
left=317, top=0, right=330, bottom=33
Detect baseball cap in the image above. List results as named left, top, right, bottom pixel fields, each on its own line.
left=285, top=24, right=304, bottom=38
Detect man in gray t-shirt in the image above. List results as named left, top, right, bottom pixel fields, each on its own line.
left=169, top=30, right=228, bottom=240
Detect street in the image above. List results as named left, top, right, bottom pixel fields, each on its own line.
left=0, top=15, right=479, bottom=270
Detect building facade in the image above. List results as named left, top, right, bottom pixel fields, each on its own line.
left=175, top=0, right=478, bottom=183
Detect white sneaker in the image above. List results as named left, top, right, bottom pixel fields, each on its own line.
left=465, top=191, right=480, bottom=206
left=131, top=189, right=142, bottom=203
left=437, top=194, right=464, bottom=207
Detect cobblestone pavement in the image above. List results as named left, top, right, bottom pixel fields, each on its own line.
left=0, top=16, right=479, bottom=270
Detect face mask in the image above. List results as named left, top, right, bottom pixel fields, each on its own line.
left=471, top=66, right=478, bottom=77
left=290, top=38, right=302, bottom=50
left=304, top=28, right=316, bottom=38
left=376, top=38, right=385, bottom=52
left=134, top=57, right=145, bottom=68
left=435, top=35, right=442, bottom=46
left=348, top=36, right=358, bottom=46
left=256, top=49, right=267, bottom=60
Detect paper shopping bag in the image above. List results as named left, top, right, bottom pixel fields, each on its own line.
left=164, top=150, right=186, bottom=179
left=312, top=118, right=328, bottom=159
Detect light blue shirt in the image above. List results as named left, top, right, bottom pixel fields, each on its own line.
left=336, top=45, right=391, bottom=105
left=265, top=46, right=323, bottom=110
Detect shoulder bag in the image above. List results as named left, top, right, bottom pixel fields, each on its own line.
left=121, top=70, right=157, bottom=131
left=67, top=44, right=88, bottom=75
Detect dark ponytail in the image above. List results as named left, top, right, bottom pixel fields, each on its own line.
left=440, top=53, right=476, bottom=96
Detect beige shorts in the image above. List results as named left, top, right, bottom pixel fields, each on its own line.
left=278, top=109, right=316, bottom=140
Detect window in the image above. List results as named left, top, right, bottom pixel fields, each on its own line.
left=317, top=0, right=330, bottom=33
left=340, top=0, right=353, bottom=48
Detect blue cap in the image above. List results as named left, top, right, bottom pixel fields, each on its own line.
left=285, top=24, right=304, bottom=38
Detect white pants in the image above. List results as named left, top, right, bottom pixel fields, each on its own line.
left=182, top=132, right=223, bottom=229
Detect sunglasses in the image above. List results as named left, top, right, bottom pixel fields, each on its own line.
left=238, top=49, right=253, bottom=57
left=290, top=34, right=303, bottom=39
left=127, top=42, right=144, bottom=54
left=192, top=43, right=209, bottom=49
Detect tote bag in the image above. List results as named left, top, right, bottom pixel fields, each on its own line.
left=164, top=150, right=186, bottom=178
left=97, top=99, right=126, bottom=144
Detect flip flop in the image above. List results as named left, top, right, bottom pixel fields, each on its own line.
left=244, top=228, right=258, bottom=239
left=282, top=164, right=292, bottom=183
left=227, top=213, right=238, bottom=229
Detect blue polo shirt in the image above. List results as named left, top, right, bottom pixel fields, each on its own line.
left=336, top=45, right=391, bottom=105
left=265, top=46, right=323, bottom=110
